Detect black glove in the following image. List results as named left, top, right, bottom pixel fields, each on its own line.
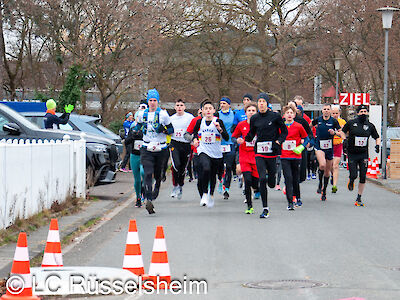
left=375, top=145, right=380, bottom=153
left=343, top=139, right=348, bottom=154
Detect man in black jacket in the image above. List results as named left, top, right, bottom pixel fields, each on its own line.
left=245, top=93, right=288, bottom=219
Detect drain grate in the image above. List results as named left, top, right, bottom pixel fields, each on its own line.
left=243, top=279, right=328, bottom=290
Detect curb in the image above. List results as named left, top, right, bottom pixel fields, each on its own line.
left=366, top=177, right=400, bottom=194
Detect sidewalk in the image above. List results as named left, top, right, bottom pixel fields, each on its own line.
left=0, top=173, right=134, bottom=278
left=367, top=177, right=400, bottom=194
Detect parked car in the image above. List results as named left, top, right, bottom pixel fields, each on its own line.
left=0, top=104, right=118, bottom=185
left=21, top=112, right=123, bottom=155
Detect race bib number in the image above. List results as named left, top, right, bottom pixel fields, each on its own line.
left=133, top=140, right=143, bottom=151
left=146, top=141, right=162, bottom=152
left=174, top=129, right=184, bottom=139
left=221, top=145, right=231, bottom=153
left=257, top=141, right=273, bottom=154
left=355, top=136, right=368, bottom=147
left=246, top=139, right=256, bottom=147
left=282, top=140, right=296, bottom=151
left=320, top=139, right=332, bottom=150
left=202, top=132, right=216, bottom=144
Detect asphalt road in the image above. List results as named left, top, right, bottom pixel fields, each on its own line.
left=63, top=170, right=400, bottom=300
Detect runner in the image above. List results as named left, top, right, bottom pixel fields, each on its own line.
left=331, top=105, right=347, bottom=193
left=189, top=101, right=229, bottom=207
left=133, top=88, right=174, bottom=214
left=232, top=102, right=259, bottom=214
left=169, top=99, right=194, bottom=199
left=311, top=103, right=345, bottom=201
left=280, top=105, right=309, bottom=210
left=218, top=97, right=235, bottom=200
left=342, top=105, right=380, bottom=206
left=124, top=120, right=144, bottom=208
left=245, top=93, right=288, bottom=218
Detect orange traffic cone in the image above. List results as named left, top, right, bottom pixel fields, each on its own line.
left=41, top=219, right=63, bottom=267
left=1, top=232, right=40, bottom=300
left=369, top=158, right=378, bottom=179
left=375, top=157, right=381, bottom=177
left=123, top=220, right=145, bottom=276
left=366, top=158, right=372, bottom=178
left=147, top=226, right=171, bottom=289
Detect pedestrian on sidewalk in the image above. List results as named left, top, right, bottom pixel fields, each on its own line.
left=120, top=112, right=134, bottom=172
left=44, top=99, right=74, bottom=129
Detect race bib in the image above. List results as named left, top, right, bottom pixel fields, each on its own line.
left=133, top=140, right=143, bottom=151
left=146, top=141, right=162, bottom=152
left=282, top=140, right=296, bottom=151
left=246, top=139, right=256, bottom=147
left=355, top=136, right=368, bottom=147
left=320, top=139, right=332, bottom=150
left=221, top=145, right=231, bottom=153
left=174, top=129, right=184, bottom=139
left=257, top=141, right=273, bottom=154
left=202, top=132, right=216, bottom=144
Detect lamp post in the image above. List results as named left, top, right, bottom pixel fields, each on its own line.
left=334, top=57, right=342, bottom=104
left=377, top=6, right=399, bottom=179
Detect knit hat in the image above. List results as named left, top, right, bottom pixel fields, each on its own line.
left=257, top=92, right=270, bottom=102
left=220, top=97, right=231, bottom=105
left=243, top=93, right=253, bottom=101
left=126, top=112, right=133, bottom=119
left=46, top=99, right=57, bottom=110
left=147, top=89, right=160, bottom=102
left=356, top=104, right=369, bottom=113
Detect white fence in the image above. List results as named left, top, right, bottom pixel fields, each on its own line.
left=0, top=135, right=86, bottom=229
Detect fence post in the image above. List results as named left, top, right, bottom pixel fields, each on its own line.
left=75, top=133, right=86, bottom=198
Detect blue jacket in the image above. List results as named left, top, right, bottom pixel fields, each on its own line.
left=123, top=120, right=134, bottom=137
left=218, top=110, right=234, bottom=145
left=233, top=109, right=247, bottom=125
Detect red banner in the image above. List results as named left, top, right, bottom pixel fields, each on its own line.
left=338, top=93, right=370, bottom=106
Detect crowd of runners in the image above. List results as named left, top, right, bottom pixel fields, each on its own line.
left=124, top=88, right=381, bottom=218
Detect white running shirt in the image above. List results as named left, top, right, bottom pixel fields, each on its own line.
left=170, top=112, right=194, bottom=143
left=136, top=109, right=171, bottom=147
left=197, top=117, right=223, bottom=159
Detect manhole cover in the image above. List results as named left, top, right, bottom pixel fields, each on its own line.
left=243, top=280, right=327, bottom=290
left=389, top=267, right=400, bottom=271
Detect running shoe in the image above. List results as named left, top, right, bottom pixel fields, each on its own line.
left=238, top=176, right=243, bottom=189
left=243, top=198, right=247, bottom=203
left=233, top=175, right=238, bottom=182
left=317, top=185, right=322, bottom=194
left=307, top=174, right=312, bottom=180
left=296, top=198, right=303, bottom=207
left=347, top=180, right=354, bottom=191
left=332, top=185, right=338, bottom=193
left=312, top=173, right=317, bottom=179
left=188, top=177, right=193, bottom=182
left=274, top=185, right=281, bottom=191
left=217, top=181, right=223, bottom=194
left=177, top=186, right=183, bottom=200
left=135, top=199, right=142, bottom=208
left=287, top=203, right=295, bottom=210
left=170, top=186, right=178, bottom=198
left=354, top=200, right=364, bottom=207
left=152, top=186, right=160, bottom=200
left=260, top=209, right=270, bottom=219
left=321, top=194, right=327, bottom=201
left=207, top=194, right=214, bottom=208
left=200, top=194, right=208, bottom=206
left=254, top=192, right=261, bottom=200
left=119, top=168, right=129, bottom=173
left=223, top=190, right=229, bottom=200
left=145, top=200, right=155, bottom=214
left=245, top=207, right=254, bottom=214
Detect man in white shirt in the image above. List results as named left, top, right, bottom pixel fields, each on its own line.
left=169, top=99, right=194, bottom=199
left=133, top=88, right=173, bottom=214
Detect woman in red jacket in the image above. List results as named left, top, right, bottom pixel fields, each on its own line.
left=232, top=102, right=259, bottom=214
left=281, top=105, right=309, bottom=210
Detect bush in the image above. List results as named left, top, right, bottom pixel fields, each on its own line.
left=108, top=120, right=124, bottom=135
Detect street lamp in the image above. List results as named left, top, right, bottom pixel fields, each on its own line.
left=334, top=57, right=342, bottom=104
left=377, top=6, right=399, bottom=179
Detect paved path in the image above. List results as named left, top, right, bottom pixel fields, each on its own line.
left=59, top=169, right=400, bottom=300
